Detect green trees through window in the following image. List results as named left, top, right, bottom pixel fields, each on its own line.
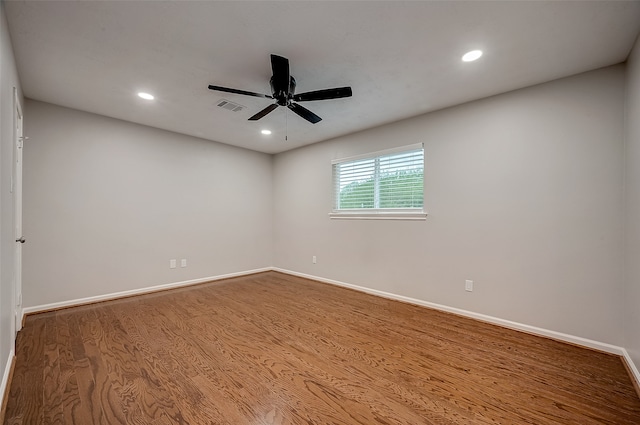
left=333, top=145, right=424, bottom=211
left=338, top=169, right=424, bottom=209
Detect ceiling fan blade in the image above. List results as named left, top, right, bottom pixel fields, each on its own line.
left=288, top=103, right=322, bottom=124
left=293, top=86, right=352, bottom=102
left=208, top=85, right=272, bottom=99
left=248, top=103, right=279, bottom=121
left=270, top=54, right=290, bottom=96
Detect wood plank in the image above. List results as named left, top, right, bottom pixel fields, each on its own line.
left=43, top=315, right=63, bottom=424
left=55, top=311, right=90, bottom=424
left=4, top=271, right=640, bottom=424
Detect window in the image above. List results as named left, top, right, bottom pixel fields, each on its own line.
left=330, top=143, right=426, bottom=220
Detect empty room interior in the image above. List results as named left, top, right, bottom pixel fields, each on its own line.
left=2, top=1, right=640, bottom=423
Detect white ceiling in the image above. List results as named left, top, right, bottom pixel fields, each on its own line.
left=5, top=1, right=640, bottom=154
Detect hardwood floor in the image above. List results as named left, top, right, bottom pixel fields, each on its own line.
left=4, top=271, right=640, bottom=424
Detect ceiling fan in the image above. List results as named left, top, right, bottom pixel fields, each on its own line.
left=208, top=54, right=352, bottom=124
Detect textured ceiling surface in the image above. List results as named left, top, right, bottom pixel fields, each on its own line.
left=5, top=1, right=640, bottom=154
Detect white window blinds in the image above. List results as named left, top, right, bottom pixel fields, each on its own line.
left=331, top=143, right=425, bottom=219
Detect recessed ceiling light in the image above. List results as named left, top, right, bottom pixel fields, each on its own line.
left=462, top=50, right=483, bottom=62
left=261, top=129, right=272, bottom=135
left=137, top=92, right=154, bottom=100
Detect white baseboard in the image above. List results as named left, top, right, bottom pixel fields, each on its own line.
left=0, top=350, right=15, bottom=416
left=272, top=268, right=627, bottom=355
left=22, top=267, right=272, bottom=316
left=622, top=348, right=640, bottom=394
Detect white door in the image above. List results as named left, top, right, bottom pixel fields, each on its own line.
left=13, top=89, right=24, bottom=340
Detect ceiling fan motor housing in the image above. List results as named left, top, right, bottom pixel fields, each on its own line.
left=270, top=76, right=296, bottom=106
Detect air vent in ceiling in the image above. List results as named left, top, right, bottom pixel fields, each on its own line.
left=216, top=99, right=245, bottom=113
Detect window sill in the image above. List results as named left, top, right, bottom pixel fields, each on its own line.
left=328, top=211, right=428, bottom=221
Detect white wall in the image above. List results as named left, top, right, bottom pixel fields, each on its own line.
left=22, top=100, right=273, bottom=307
left=0, top=0, right=22, bottom=386
left=274, top=65, right=626, bottom=346
left=625, top=36, right=640, bottom=369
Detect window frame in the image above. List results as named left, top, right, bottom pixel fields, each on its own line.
left=329, top=143, right=427, bottom=221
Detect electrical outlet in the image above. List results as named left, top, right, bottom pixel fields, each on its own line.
left=312, top=256, right=317, bottom=264
left=181, top=259, right=187, bottom=268
left=465, top=280, right=473, bottom=292
left=170, top=259, right=177, bottom=269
